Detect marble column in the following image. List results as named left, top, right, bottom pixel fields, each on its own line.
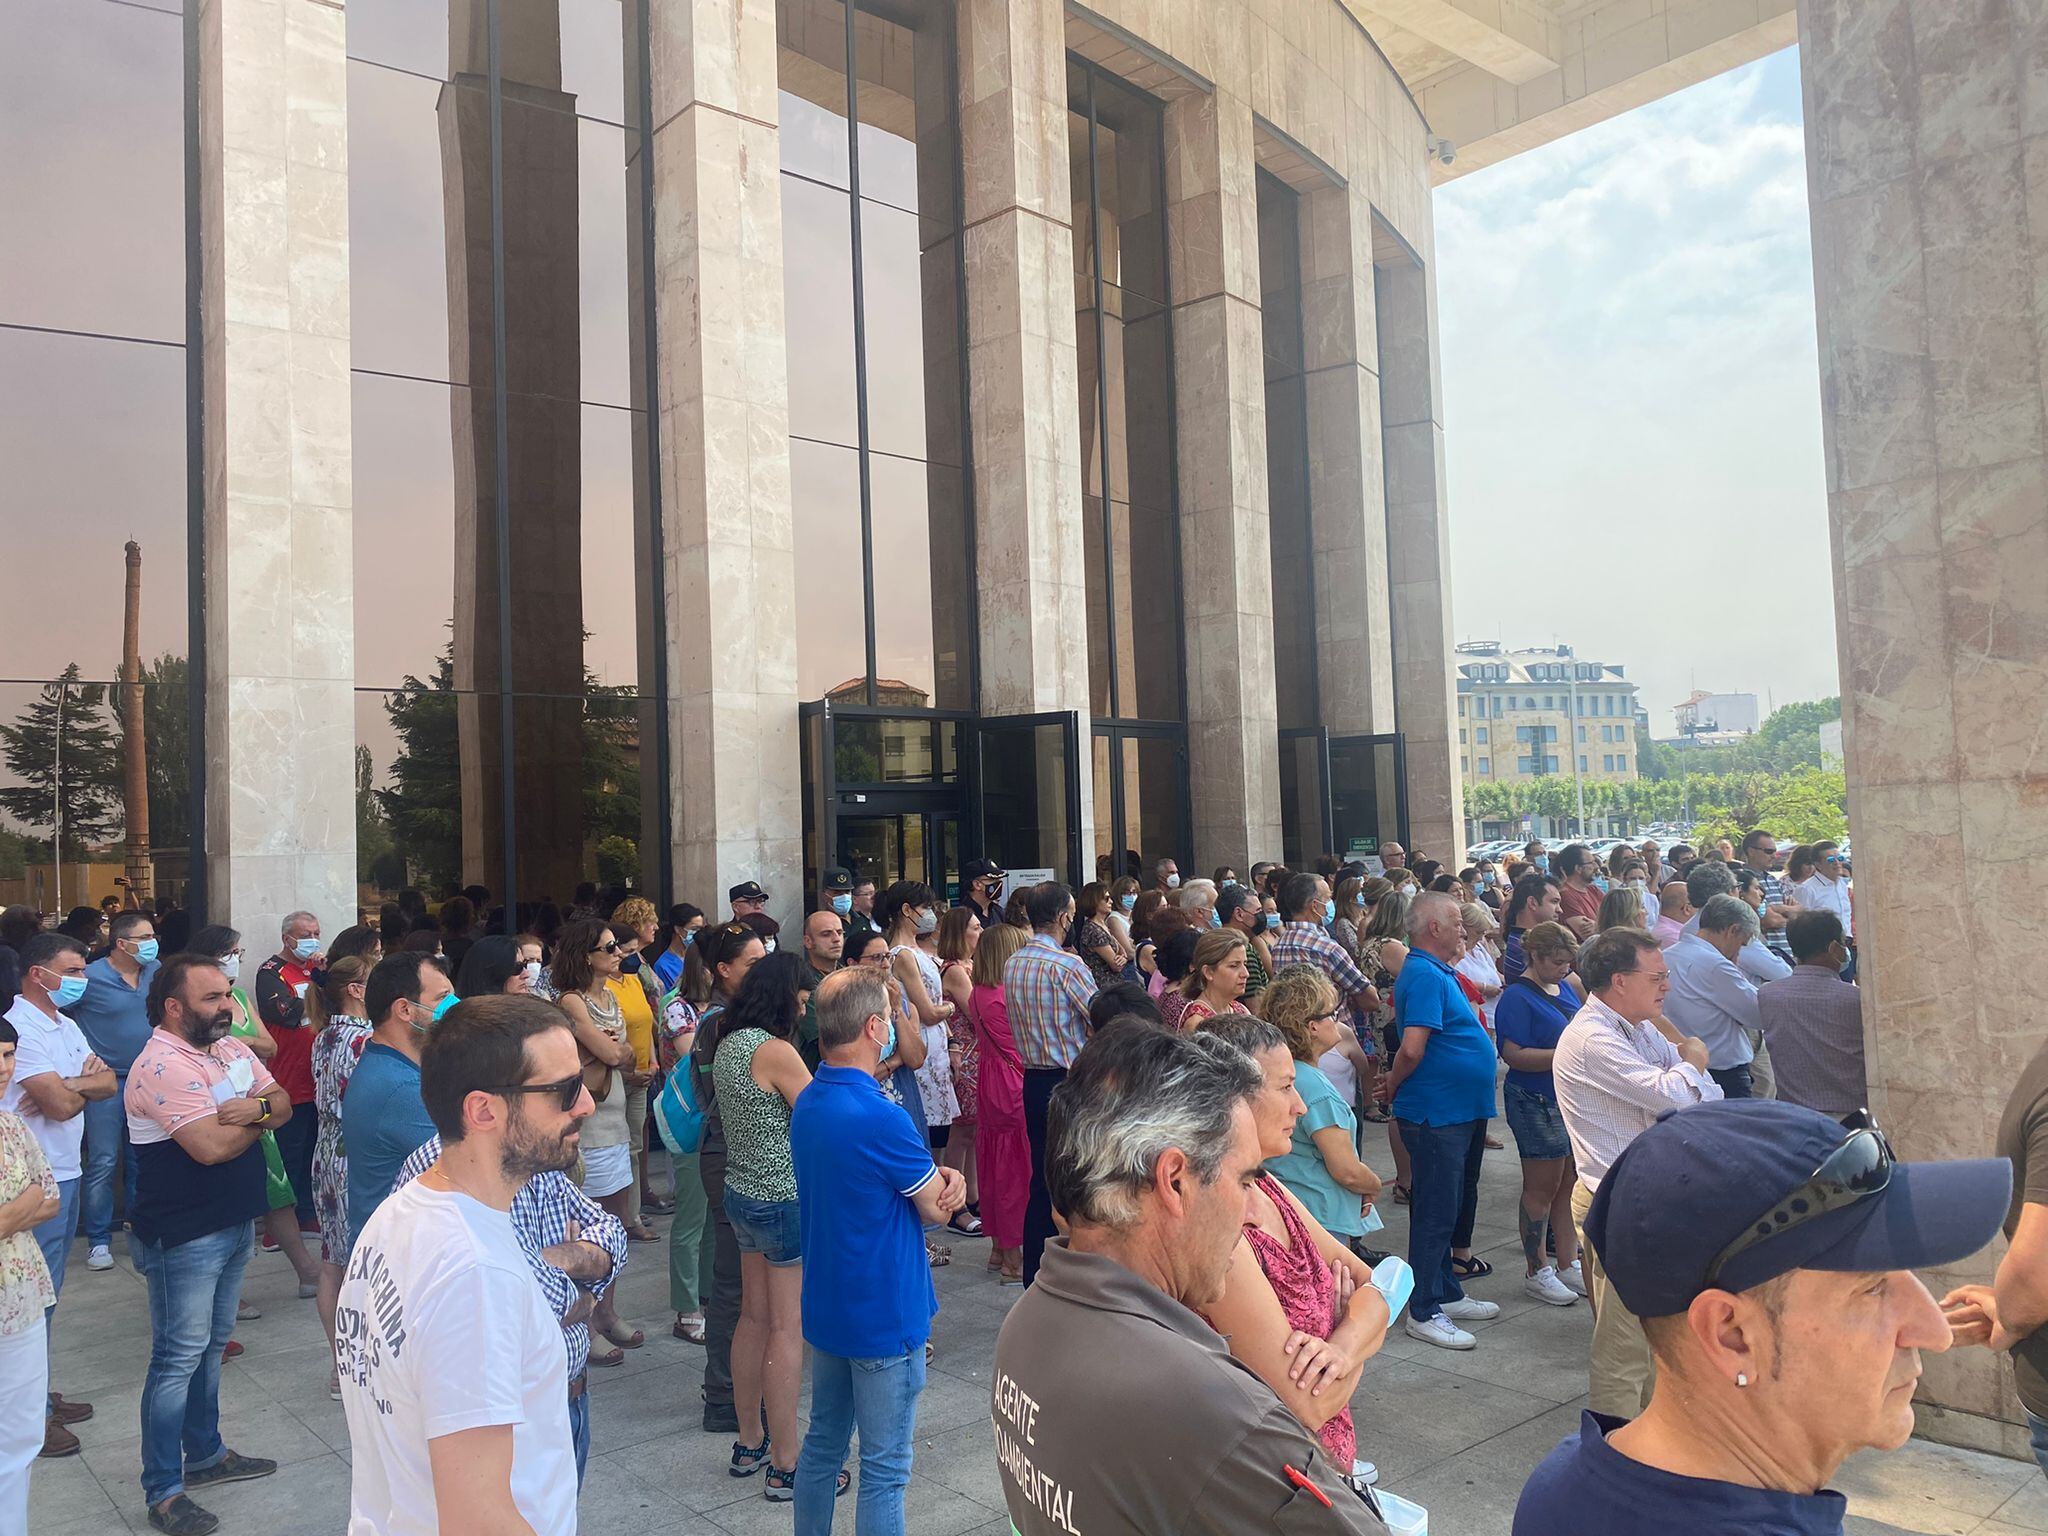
left=199, top=0, right=356, bottom=934
left=1301, top=183, right=1396, bottom=738
left=1374, top=254, right=1464, bottom=863
left=644, top=0, right=801, bottom=924
left=1800, top=0, right=2048, bottom=1454
left=956, top=0, right=1097, bottom=866
left=1165, top=87, right=1284, bottom=872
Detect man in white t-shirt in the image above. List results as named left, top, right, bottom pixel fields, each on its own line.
left=338, top=994, right=595, bottom=1536
left=2, top=932, right=116, bottom=1457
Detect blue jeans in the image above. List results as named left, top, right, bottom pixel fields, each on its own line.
left=796, top=1346, right=926, bottom=1536
left=568, top=1382, right=590, bottom=1488
left=1398, top=1118, right=1486, bottom=1322
left=1710, top=1064, right=1755, bottom=1099
left=2029, top=1408, right=2048, bottom=1484
left=32, top=1178, right=81, bottom=1315
left=82, top=1083, right=139, bottom=1247
left=132, top=1222, right=254, bottom=1506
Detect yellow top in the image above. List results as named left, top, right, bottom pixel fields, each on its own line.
left=607, top=975, right=657, bottom=1073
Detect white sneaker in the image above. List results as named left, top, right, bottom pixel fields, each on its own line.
left=1524, top=1266, right=1577, bottom=1307
left=1556, top=1259, right=1589, bottom=1298
left=86, top=1244, right=113, bottom=1272
left=1350, top=1460, right=1380, bottom=1489
left=1403, top=1312, right=1477, bottom=1350
left=1441, top=1296, right=1501, bottom=1322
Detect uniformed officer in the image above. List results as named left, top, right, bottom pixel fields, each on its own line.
left=993, top=1023, right=1389, bottom=1535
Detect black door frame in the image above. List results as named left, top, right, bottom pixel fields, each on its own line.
left=972, top=709, right=1084, bottom=884
left=1090, top=718, right=1191, bottom=881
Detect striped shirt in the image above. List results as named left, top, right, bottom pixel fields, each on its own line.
left=1271, top=921, right=1371, bottom=999
left=1756, top=868, right=1795, bottom=961
left=394, top=1135, right=628, bottom=1382
left=1003, top=934, right=1097, bottom=1069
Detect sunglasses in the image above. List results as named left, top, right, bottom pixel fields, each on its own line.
left=592, top=940, right=619, bottom=954
left=1704, top=1110, right=1892, bottom=1287
left=492, top=1073, right=587, bottom=1113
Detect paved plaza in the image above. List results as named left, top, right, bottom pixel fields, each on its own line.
left=28, top=1122, right=2048, bottom=1535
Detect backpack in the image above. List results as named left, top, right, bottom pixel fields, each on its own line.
left=652, top=998, right=718, bottom=1154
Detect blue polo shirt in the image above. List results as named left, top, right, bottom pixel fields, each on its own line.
left=1515, top=1410, right=1847, bottom=1536
left=790, top=1064, right=938, bottom=1359
left=343, top=1042, right=437, bottom=1238
left=1390, top=949, right=1497, bottom=1126
left=70, top=955, right=159, bottom=1073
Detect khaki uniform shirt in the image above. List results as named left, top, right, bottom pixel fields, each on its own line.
left=993, top=1240, right=1388, bottom=1536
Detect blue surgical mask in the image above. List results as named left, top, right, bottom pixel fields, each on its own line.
left=46, top=972, right=88, bottom=1010
left=1592, top=877, right=1610, bottom=895
left=831, top=893, right=852, bottom=916
left=877, top=1014, right=897, bottom=1062
left=1118, top=893, right=1137, bottom=914
left=133, top=938, right=161, bottom=964
left=1533, top=856, right=1550, bottom=873
left=683, top=928, right=697, bottom=946
left=1323, top=899, right=1337, bottom=925
left=1264, top=912, right=1280, bottom=932
left=293, top=937, right=322, bottom=962
left=411, top=992, right=458, bottom=1032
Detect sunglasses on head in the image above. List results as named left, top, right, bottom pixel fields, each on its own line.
left=1703, top=1109, right=1892, bottom=1287
left=493, top=1073, right=586, bottom=1113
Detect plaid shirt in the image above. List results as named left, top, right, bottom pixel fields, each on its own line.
left=1755, top=868, right=1795, bottom=960
left=1270, top=921, right=1371, bottom=999
left=394, top=1136, right=627, bottom=1381
left=1003, top=934, right=1097, bottom=1069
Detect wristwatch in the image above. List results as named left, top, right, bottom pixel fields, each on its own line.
left=254, top=1094, right=272, bottom=1124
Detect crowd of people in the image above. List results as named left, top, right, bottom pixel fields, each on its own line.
left=0, top=826, right=2042, bottom=1536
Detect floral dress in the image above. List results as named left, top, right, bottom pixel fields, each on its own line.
left=310, top=1016, right=373, bottom=1264
left=893, top=944, right=959, bottom=1131
left=0, top=1113, right=56, bottom=1337
left=941, top=958, right=978, bottom=1125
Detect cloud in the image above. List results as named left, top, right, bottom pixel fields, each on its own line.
left=1435, top=49, right=1840, bottom=733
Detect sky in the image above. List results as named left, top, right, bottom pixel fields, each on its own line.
left=1433, top=46, right=1838, bottom=737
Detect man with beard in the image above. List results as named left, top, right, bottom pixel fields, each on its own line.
left=126, top=954, right=288, bottom=1535
left=339, top=995, right=591, bottom=1536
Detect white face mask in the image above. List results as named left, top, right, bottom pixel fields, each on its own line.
left=522, top=961, right=542, bottom=987
left=1165, top=873, right=1181, bottom=890
left=218, top=953, right=241, bottom=983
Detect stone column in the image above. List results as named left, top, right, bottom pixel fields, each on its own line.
left=644, top=0, right=801, bottom=922
left=199, top=0, right=356, bottom=933
left=956, top=0, right=1096, bottom=860
left=1165, top=87, right=1283, bottom=871
left=1301, top=183, right=1396, bottom=737
left=1374, top=255, right=1463, bottom=863
left=1800, top=0, right=2048, bottom=1453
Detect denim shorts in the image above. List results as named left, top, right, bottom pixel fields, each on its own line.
left=1503, top=1082, right=1572, bottom=1161
left=723, top=1188, right=802, bottom=1267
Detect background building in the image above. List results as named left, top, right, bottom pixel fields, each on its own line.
left=1673, top=689, right=1760, bottom=739
left=1453, top=642, right=1640, bottom=785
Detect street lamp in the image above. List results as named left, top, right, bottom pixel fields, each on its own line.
left=1566, top=667, right=1586, bottom=837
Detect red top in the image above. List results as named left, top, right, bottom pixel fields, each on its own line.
left=254, top=955, right=318, bottom=1104
left=1558, top=881, right=1602, bottom=928
left=1241, top=1172, right=1355, bottom=1468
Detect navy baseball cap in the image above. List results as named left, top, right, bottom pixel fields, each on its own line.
left=1587, top=1099, right=2011, bottom=1319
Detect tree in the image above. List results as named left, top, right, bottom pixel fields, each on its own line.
left=0, top=665, right=124, bottom=858
left=594, top=833, right=639, bottom=888
left=378, top=651, right=463, bottom=895
left=356, top=743, right=398, bottom=889
left=1752, top=767, right=1850, bottom=845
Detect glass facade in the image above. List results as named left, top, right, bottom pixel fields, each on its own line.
left=780, top=0, right=972, bottom=711
left=0, top=0, right=199, bottom=914
left=346, top=0, right=658, bottom=916
left=1260, top=171, right=1317, bottom=733
left=1070, top=58, right=1188, bottom=881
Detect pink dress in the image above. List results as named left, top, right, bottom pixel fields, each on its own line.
left=942, top=959, right=979, bottom=1124
left=1243, top=1172, right=1355, bottom=1467
left=968, top=982, right=1028, bottom=1249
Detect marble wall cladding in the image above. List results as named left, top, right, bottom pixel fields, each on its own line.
left=202, top=0, right=357, bottom=936
left=647, top=0, right=804, bottom=928
left=1801, top=0, right=2048, bottom=1439
left=1168, top=89, right=1283, bottom=870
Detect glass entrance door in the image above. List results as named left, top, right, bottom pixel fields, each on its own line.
left=973, top=712, right=1082, bottom=883
left=837, top=807, right=961, bottom=900
left=1328, top=732, right=1409, bottom=862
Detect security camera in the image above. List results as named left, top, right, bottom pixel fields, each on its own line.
left=1427, top=134, right=1456, bottom=167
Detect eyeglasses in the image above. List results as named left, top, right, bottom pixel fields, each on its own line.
left=1704, top=1110, right=1892, bottom=1286
left=1624, top=967, right=1671, bottom=984
left=492, top=1073, right=587, bottom=1113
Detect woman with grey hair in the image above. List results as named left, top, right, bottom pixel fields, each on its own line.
left=1196, top=1013, right=1389, bottom=1491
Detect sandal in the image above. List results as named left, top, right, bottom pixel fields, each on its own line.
left=1450, top=1255, right=1493, bottom=1279
left=1360, top=1106, right=1391, bottom=1124
left=673, top=1313, right=707, bottom=1345
left=729, top=1434, right=771, bottom=1478
left=590, top=1344, right=625, bottom=1367
left=764, top=1465, right=849, bottom=1502
left=998, top=1269, right=1024, bottom=1286
left=927, top=1243, right=951, bottom=1268
left=946, top=1212, right=983, bottom=1237
left=1391, top=1182, right=1411, bottom=1205
left=600, top=1324, right=645, bottom=1350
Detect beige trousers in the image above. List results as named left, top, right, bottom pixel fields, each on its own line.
left=1572, top=1180, right=1655, bottom=1419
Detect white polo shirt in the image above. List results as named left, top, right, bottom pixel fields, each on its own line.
left=2, top=995, right=94, bottom=1181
